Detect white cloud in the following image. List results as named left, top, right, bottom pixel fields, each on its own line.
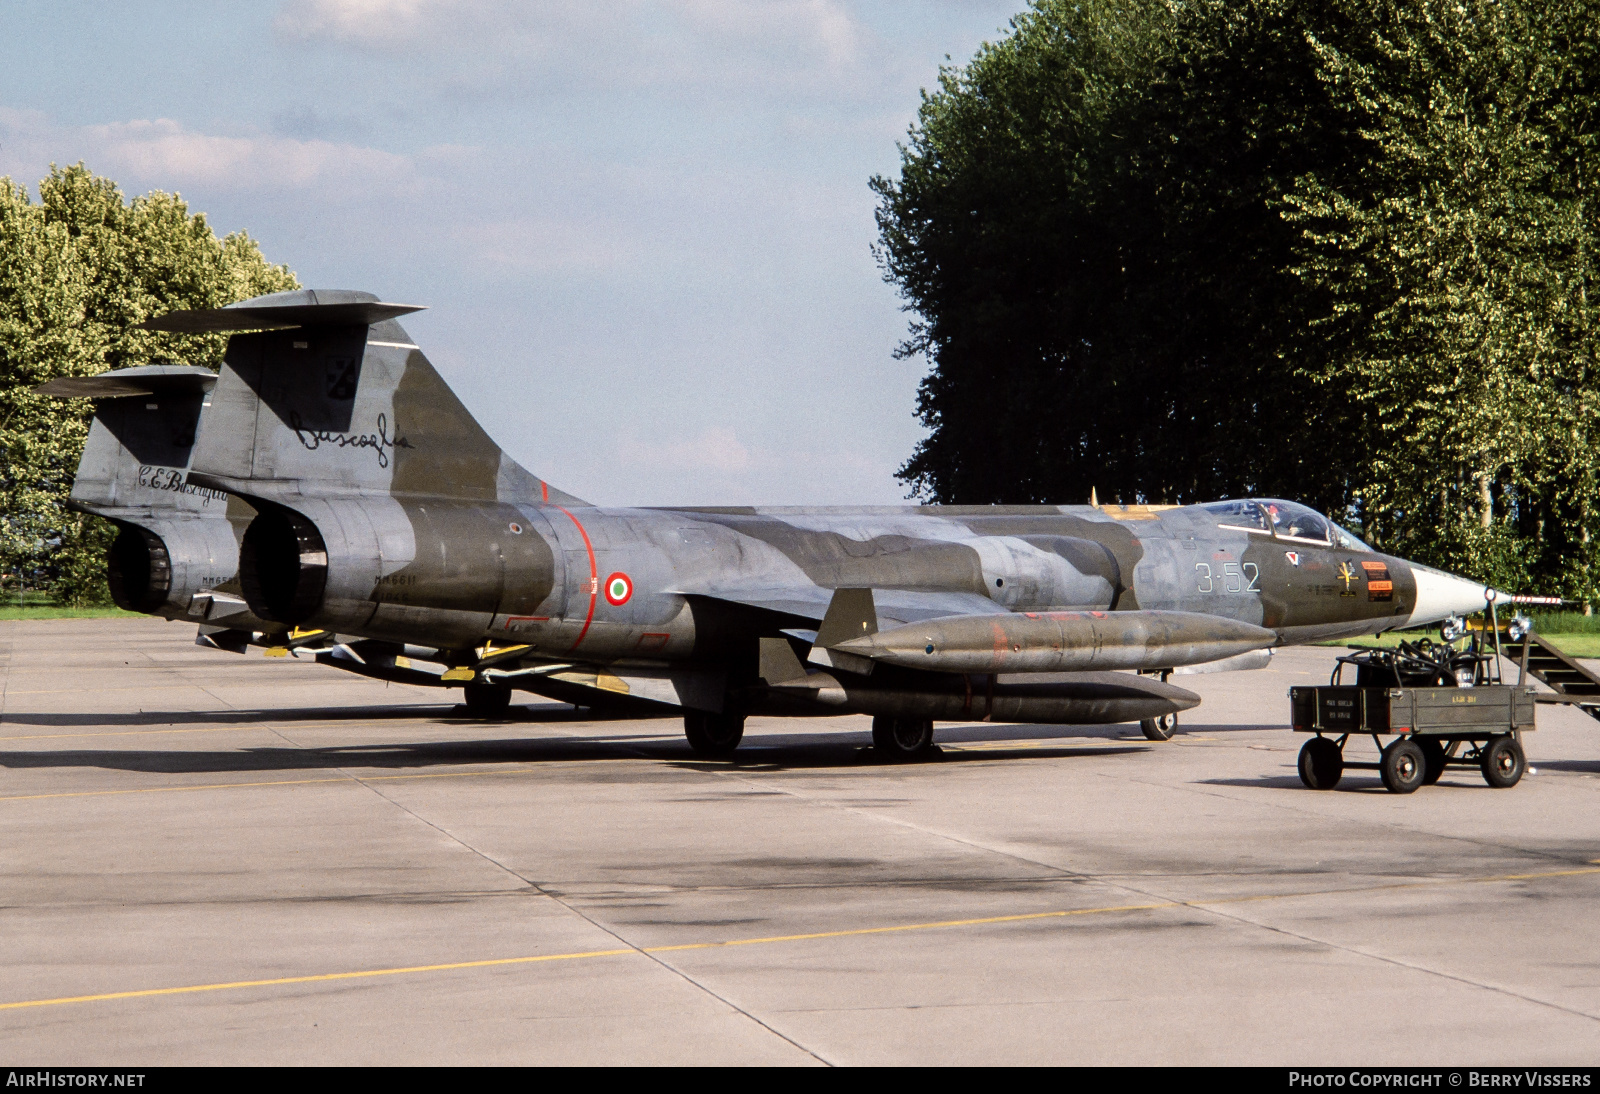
left=678, top=0, right=860, bottom=66
left=0, top=109, right=473, bottom=203
left=275, top=0, right=487, bottom=48
left=84, top=118, right=419, bottom=192
left=274, top=0, right=866, bottom=87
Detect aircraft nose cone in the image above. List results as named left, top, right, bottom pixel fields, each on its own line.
left=1407, top=563, right=1508, bottom=626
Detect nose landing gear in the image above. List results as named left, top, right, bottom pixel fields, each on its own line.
left=1140, top=713, right=1178, bottom=741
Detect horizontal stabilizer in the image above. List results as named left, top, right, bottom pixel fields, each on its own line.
left=142, top=300, right=425, bottom=333
left=34, top=365, right=218, bottom=399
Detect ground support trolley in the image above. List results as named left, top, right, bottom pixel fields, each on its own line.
left=1290, top=682, right=1535, bottom=792
left=1289, top=620, right=1542, bottom=793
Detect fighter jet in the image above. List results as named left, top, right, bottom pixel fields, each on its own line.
left=40, top=289, right=1504, bottom=759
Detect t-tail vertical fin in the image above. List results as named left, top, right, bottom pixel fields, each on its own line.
left=147, top=289, right=583, bottom=508
left=36, top=366, right=257, bottom=621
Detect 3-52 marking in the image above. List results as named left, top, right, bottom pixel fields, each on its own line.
left=1195, top=562, right=1259, bottom=593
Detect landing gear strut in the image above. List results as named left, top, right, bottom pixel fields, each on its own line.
left=684, top=711, right=745, bottom=757
left=462, top=682, right=511, bottom=718
left=871, top=716, right=935, bottom=760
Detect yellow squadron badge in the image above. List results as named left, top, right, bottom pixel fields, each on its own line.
left=1337, top=561, right=1358, bottom=596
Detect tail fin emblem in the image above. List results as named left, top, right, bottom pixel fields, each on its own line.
left=325, top=358, right=359, bottom=400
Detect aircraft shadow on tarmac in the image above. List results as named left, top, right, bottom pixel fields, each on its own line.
left=0, top=717, right=1155, bottom=775
left=0, top=702, right=652, bottom=729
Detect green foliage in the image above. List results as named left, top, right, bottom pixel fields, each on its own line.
left=0, top=164, right=296, bottom=604
left=1284, top=0, right=1600, bottom=591
left=875, top=0, right=1600, bottom=599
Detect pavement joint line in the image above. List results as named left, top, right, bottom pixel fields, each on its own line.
left=325, top=760, right=832, bottom=1064
left=4, top=865, right=1598, bottom=1014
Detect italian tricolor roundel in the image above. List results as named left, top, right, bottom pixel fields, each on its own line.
left=604, top=572, right=633, bottom=606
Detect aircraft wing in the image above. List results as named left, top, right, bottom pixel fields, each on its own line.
left=681, top=585, right=1008, bottom=626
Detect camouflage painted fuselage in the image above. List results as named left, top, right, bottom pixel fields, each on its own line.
left=56, top=290, right=1498, bottom=726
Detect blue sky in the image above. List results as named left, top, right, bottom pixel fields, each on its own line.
left=0, top=1, right=1020, bottom=506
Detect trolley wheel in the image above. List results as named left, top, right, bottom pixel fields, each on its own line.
left=1417, top=737, right=1447, bottom=785
left=684, top=711, right=745, bottom=757
left=1480, top=736, right=1525, bottom=789
left=871, top=716, right=935, bottom=759
left=1380, top=738, right=1426, bottom=794
left=462, top=682, right=512, bottom=718
left=1140, top=713, right=1178, bottom=741
left=1298, top=737, right=1343, bottom=790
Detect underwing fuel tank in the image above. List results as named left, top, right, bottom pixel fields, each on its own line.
left=836, top=609, right=1278, bottom=674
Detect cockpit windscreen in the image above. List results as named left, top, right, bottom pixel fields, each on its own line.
left=1329, top=521, right=1372, bottom=552
left=1202, top=500, right=1270, bottom=533
left=1259, top=500, right=1330, bottom=544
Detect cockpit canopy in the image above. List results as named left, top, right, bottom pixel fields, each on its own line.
left=1202, top=499, right=1370, bottom=551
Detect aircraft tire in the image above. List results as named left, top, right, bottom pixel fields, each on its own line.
left=1418, top=737, right=1447, bottom=785
left=463, top=682, right=512, bottom=718
left=1380, top=738, right=1426, bottom=794
left=1139, top=714, right=1178, bottom=741
left=685, top=711, right=744, bottom=757
left=1480, top=735, right=1525, bottom=789
left=1298, top=737, right=1343, bottom=790
left=871, top=716, right=935, bottom=759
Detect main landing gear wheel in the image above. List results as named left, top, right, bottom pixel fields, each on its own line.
left=1418, top=737, right=1447, bottom=786
left=1140, top=713, right=1178, bottom=742
left=871, top=716, right=935, bottom=760
left=684, top=711, right=745, bottom=758
left=1298, top=737, right=1343, bottom=790
left=462, top=681, right=512, bottom=718
left=1481, top=735, right=1525, bottom=788
left=1380, top=737, right=1426, bottom=794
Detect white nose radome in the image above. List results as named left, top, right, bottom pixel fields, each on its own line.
left=1407, top=564, right=1510, bottom=627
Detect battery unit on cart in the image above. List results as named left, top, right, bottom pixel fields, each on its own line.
left=1289, top=617, right=1538, bottom=794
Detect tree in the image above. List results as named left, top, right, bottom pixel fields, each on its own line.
left=1284, top=0, right=1600, bottom=592
left=874, top=0, right=1362, bottom=512
left=875, top=0, right=1600, bottom=597
left=0, top=164, right=297, bottom=604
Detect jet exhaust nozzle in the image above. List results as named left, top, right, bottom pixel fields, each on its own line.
left=240, top=505, right=329, bottom=625
left=106, top=523, right=173, bottom=614
left=836, top=609, right=1277, bottom=675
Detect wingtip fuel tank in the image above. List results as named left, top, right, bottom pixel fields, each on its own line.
left=835, top=609, right=1278, bottom=675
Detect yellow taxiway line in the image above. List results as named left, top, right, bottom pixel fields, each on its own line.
left=4, top=866, right=1597, bottom=1013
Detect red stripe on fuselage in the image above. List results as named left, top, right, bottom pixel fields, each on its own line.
left=556, top=507, right=598, bottom=651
